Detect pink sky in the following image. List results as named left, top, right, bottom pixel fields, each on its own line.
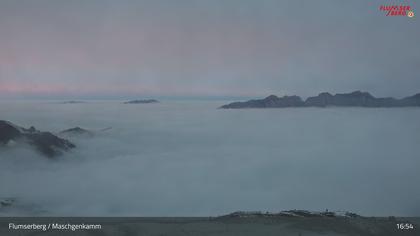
left=1, top=0, right=419, bottom=99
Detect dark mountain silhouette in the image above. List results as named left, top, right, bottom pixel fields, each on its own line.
left=59, top=127, right=94, bottom=137
left=124, top=99, right=159, bottom=104
left=59, top=101, right=86, bottom=104
left=220, top=95, right=304, bottom=108
left=220, top=91, right=420, bottom=109
left=0, top=120, right=75, bottom=158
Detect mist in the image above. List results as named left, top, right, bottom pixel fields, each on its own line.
left=1, top=100, right=419, bottom=216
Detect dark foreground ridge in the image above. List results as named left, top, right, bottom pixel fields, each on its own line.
left=0, top=120, right=75, bottom=158
left=0, top=212, right=418, bottom=236
left=124, top=99, right=159, bottom=104
left=218, top=210, right=361, bottom=218
left=220, top=91, right=420, bottom=108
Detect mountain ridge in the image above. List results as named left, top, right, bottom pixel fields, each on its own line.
left=220, top=91, right=420, bottom=109
left=0, top=120, right=75, bottom=158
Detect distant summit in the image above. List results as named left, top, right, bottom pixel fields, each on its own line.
left=58, top=126, right=111, bottom=138
left=220, top=91, right=420, bottom=109
left=220, top=95, right=304, bottom=109
left=124, top=99, right=159, bottom=104
left=59, top=127, right=94, bottom=137
left=59, top=101, right=86, bottom=104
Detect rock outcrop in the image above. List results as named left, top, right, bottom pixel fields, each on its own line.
left=220, top=91, right=420, bottom=108
left=0, top=120, right=75, bottom=158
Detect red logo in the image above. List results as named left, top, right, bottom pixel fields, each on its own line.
left=379, top=5, right=414, bottom=17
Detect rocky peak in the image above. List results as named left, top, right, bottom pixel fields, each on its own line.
left=0, top=120, right=75, bottom=158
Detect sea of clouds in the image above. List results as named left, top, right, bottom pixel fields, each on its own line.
left=0, top=100, right=419, bottom=216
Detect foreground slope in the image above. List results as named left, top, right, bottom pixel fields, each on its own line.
left=0, top=212, right=418, bottom=236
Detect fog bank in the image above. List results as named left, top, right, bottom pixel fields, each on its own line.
left=1, top=101, right=419, bottom=216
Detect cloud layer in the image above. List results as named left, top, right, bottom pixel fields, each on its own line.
left=1, top=101, right=420, bottom=216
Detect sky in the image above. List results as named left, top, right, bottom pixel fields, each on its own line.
left=0, top=0, right=419, bottom=99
